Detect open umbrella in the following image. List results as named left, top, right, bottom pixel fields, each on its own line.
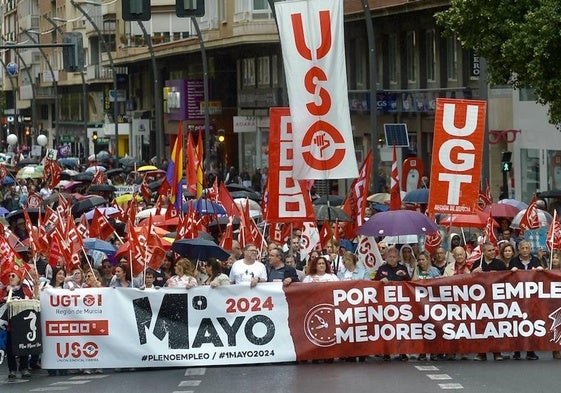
left=114, top=194, right=143, bottom=206
left=312, top=195, right=345, bottom=206
left=87, top=184, right=117, bottom=193
left=403, top=188, right=429, bottom=204
left=73, top=171, right=95, bottom=182
left=184, top=199, right=227, bottom=215
left=358, top=210, right=438, bottom=237
left=313, top=205, right=352, bottom=222
left=83, top=238, right=117, bottom=255
left=234, top=198, right=261, bottom=211
left=439, top=210, right=496, bottom=228
left=16, top=157, right=39, bottom=167
left=84, top=206, right=120, bottom=220
left=172, top=237, right=230, bottom=261
left=165, top=231, right=215, bottom=241
left=510, top=208, right=553, bottom=229
left=483, top=202, right=521, bottom=218
left=71, top=195, right=107, bottom=217
left=229, top=190, right=261, bottom=201
left=226, top=183, right=254, bottom=193
left=367, top=193, right=390, bottom=204
left=105, top=168, right=124, bottom=177
left=498, top=198, right=528, bottom=211
left=137, top=165, right=158, bottom=172
left=16, top=165, right=44, bottom=179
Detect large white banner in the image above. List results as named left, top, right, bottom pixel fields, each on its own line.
left=275, top=0, right=358, bottom=180
left=41, top=285, right=295, bottom=368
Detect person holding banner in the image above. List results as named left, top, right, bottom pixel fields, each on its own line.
left=471, top=242, right=506, bottom=361
left=302, top=256, right=339, bottom=283
left=165, top=258, right=198, bottom=289
left=508, top=240, right=542, bottom=360
left=229, top=244, right=267, bottom=287
left=549, top=250, right=561, bottom=359
left=0, top=264, right=38, bottom=382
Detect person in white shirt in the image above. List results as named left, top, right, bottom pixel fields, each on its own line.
left=229, top=244, right=267, bottom=287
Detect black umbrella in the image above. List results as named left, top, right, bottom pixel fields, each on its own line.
left=206, top=215, right=241, bottom=229
left=313, top=205, right=352, bottom=222
left=16, top=157, right=39, bottom=167
left=57, top=157, right=80, bottom=169
left=226, top=183, right=254, bottom=192
left=165, top=231, right=215, bottom=241
left=87, top=184, right=117, bottom=193
left=105, top=168, right=124, bottom=177
left=6, top=208, right=42, bottom=224
left=148, top=178, right=164, bottom=191
left=230, top=190, right=261, bottom=201
left=73, top=171, right=94, bottom=182
left=172, top=237, right=231, bottom=261
left=312, top=195, right=345, bottom=206
left=71, top=195, right=107, bottom=217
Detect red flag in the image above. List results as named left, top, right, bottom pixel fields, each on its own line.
left=390, top=145, right=402, bottom=210
left=219, top=216, right=235, bottom=251
left=140, top=180, right=152, bottom=201
left=196, top=130, right=204, bottom=198
left=424, top=231, right=442, bottom=255
left=92, top=170, right=107, bottom=185
left=0, top=224, right=26, bottom=285
left=217, top=183, right=240, bottom=216
left=547, top=210, right=561, bottom=252
left=126, top=221, right=146, bottom=276
left=238, top=200, right=264, bottom=249
left=76, top=214, right=90, bottom=238
left=175, top=203, right=198, bottom=240
left=89, top=208, right=115, bottom=240
left=319, top=220, right=334, bottom=250
left=483, top=216, right=498, bottom=246
left=340, top=150, right=373, bottom=239
left=518, top=195, right=540, bottom=232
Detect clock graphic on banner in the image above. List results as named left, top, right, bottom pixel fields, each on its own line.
left=304, top=303, right=336, bottom=347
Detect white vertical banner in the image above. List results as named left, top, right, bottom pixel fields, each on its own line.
left=275, top=0, right=358, bottom=180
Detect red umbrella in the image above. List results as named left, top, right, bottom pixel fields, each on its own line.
left=439, top=210, right=498, bottom=228
left=483, top=202, right=521, bottom=218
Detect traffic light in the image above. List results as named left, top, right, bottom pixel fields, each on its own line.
left=62, top=32, right=85, bottom=72
left=501, top=151, right=512, bottom=173
left=217, top=129, right=225, bottom=143
left=176, top=0, right=205, bottom=17
left=122, top=0, right=151, bottom=21
left=92, top=131, right=98, bottom=143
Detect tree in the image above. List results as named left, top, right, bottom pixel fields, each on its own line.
left=435, top=0, right=561, bottom=124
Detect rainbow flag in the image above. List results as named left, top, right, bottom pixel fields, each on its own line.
left=166, top=122, right=184, bottom=209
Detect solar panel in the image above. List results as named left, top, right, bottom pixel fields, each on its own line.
left=384, top=123, right=410, bottom=147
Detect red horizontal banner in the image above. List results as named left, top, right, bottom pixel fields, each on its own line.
left=286, top=271, right=561, bottom=359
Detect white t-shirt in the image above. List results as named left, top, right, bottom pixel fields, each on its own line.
left=302, top=273, right=339, bottom=283
left=229, top=259, right=267, bottom=284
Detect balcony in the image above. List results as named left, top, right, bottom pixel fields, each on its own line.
left=86, top=64, right=127, bottom=82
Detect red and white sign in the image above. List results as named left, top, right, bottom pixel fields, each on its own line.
left=428, top=98, right=486, bottom=214
left=266, top=108, right=315, bottom=222
left=275, top=0, right=358, bottom=180
left=41, top=272, right=561, bottom=368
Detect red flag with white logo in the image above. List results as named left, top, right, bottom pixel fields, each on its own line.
left=546, top=210, right=561, bottom=253
left=518, top=195, right=540, bottom=232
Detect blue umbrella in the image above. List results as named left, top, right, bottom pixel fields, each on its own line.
left=0, top=206, right=9, bottom=216
left=172, top=237, right=230, bottom=261
left=403, top=188, right=429, bottom=204
left=83, top=238, right=117, bottom=255
left=183, top=199, right=227, bottom=215
left=2, top=176, right=15, bottom=185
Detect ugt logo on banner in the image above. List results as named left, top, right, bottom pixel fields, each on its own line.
left=428, top=98, right=486, bottom=215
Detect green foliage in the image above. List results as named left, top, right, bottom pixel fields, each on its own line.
left=435, top=0, right=561, bottom=124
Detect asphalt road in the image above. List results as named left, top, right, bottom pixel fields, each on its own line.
left=2, top=352, right=561, bottom=392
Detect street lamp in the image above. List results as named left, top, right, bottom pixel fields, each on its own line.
left=7, top=133, right=18, bottom=147
left=21, top=28, right=59, bottom=149
left=0, top=55, right=19, bottom=140
left=69, top=0, right=120, bottom=158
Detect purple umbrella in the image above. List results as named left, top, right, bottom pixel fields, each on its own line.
left=358, top=210, right=438, bottom=237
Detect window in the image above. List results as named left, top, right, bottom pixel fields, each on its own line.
left=242, top=58, right=255, bottom=88
left=271, top=55, right=278, bottom=87
left=220, top=0, right=226, bottom=22
left=253, top=0, right=268, bottom=11
left=355, top=37, right=366, bottom=90
left=406, top=31, right=416, bottom=83
left=426, top=30, right=436, bottom=82
left=447, top=35, right=458, bottom=81
left=388, top=34, right=398, bottom=84
left=257, top=56, right=270, bottom=87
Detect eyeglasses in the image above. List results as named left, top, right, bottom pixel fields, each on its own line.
left=8, top=273, right=17, bottom=279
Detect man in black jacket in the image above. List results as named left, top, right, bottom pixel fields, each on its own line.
left=267, top=248, right=299, bottom=286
